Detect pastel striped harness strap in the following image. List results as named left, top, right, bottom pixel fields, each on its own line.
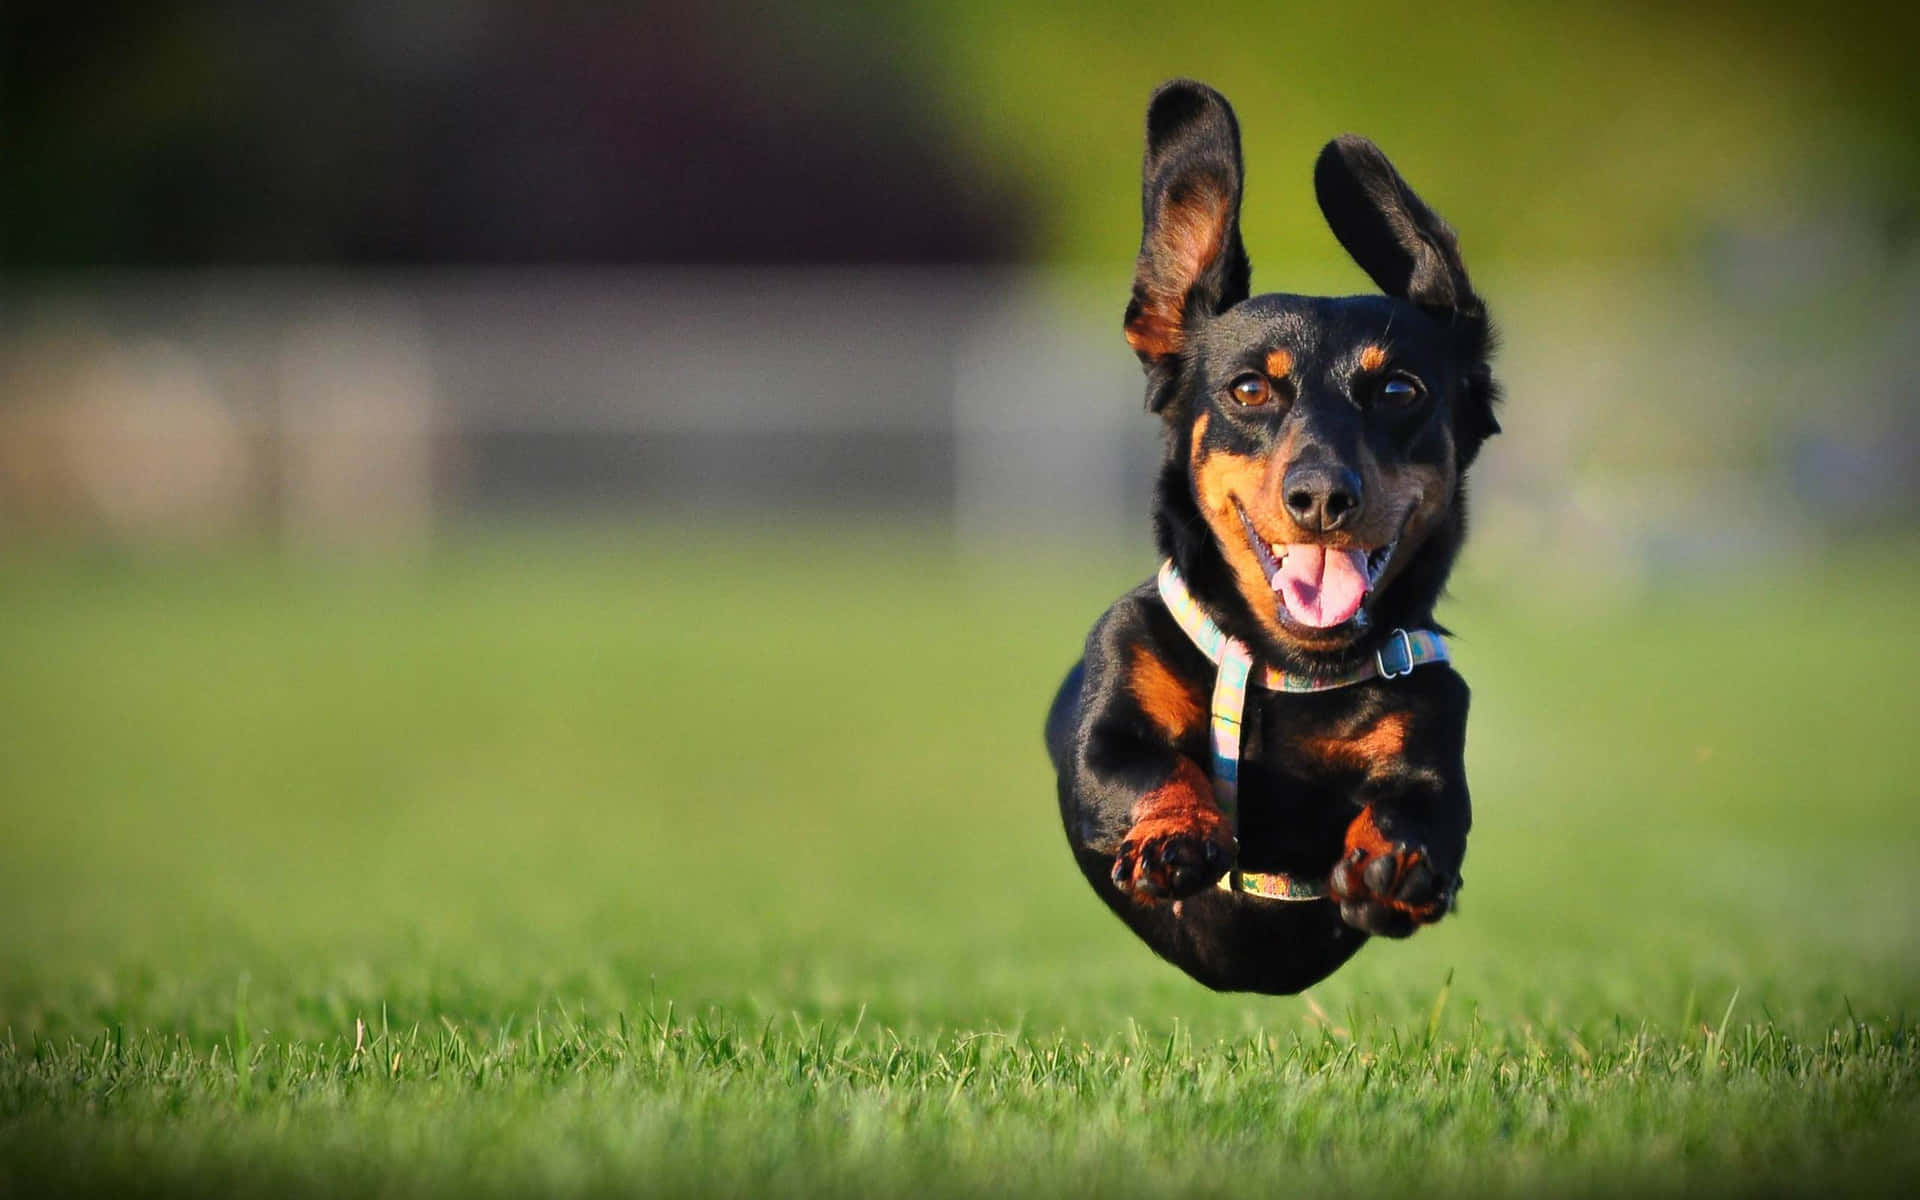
left=1154, top=560, right=1451, bottom=902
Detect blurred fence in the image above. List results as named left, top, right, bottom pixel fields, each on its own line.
left=3, top=261, right=1915, bottom=563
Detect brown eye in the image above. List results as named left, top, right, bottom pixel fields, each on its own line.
left=1376, top=375, right=1424, bottom=409
left=1230, top=375, right=1272, bottom=406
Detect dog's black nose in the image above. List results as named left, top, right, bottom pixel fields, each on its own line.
left=1282, top=463, right=1362, bottom=531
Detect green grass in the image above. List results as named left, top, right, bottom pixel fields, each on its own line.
left=3, top=524, right=1918, bottom=1197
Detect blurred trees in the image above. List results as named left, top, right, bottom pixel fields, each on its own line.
left=2, top=1, right=1031, bottom=266
left=7, top=2, right=1916, bottom=270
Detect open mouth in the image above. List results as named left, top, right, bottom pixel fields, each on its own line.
left=1234, top=501, right=1394, bottom=632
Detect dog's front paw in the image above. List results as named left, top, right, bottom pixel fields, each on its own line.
left=1329, top=806, right=1458, bottom=937
left=1111, top=814, right=1233, bottom=904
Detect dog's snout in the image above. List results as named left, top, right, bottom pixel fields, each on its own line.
left=1281, top=463, right=1363, bottom=532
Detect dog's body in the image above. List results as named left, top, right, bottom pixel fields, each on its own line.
left=1045, top=82, right=1499, bottom=995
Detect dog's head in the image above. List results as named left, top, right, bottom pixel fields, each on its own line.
left=1126, top=80, right=1499, bottom=674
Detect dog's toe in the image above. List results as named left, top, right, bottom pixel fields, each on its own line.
left=1340, top=899, right=1416, bottom=939
left=1362, top=853, right=1399, bottom=894
left=1330, top=806, right=1456, bottom=934
left=1112, top=822, right=1232, bottom=905
left=1398, top=858, right=1440, bottom=907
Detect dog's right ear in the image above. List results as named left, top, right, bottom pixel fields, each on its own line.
left=1124, top=80, right=1251, bottom=413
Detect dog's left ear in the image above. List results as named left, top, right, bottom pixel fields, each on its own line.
left=1314, top=135, right=1480, bottom=318
left=1316, top=135, right=1499, bottom=454
left=1124, top=80, right=1253, bottom=413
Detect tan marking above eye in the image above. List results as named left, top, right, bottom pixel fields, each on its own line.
left=1358, top=345, right=1388, bottom=372
left=1264, top=349, right=1293, bottom=378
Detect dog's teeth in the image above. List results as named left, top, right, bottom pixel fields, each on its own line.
left=1270, top=543, right=1287, bottom=562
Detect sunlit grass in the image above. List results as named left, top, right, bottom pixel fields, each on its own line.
left=2, top=525, right=1916, bottom=1196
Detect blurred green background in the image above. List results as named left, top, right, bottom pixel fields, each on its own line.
left=4, top=527, right=1918, bottom=1032
left=3, top=1, right=1919, bottom=1193
left=9, top=1, right=1920, bottom=269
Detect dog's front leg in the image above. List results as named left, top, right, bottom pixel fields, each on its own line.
left=1325, top=681, right=1473, bottom=938
left=1054, top=603, right=1236, bottom=906
left=1330, top=775, right=1468, bottom=937
left=1067, top=716, right=1235, bottom=906
left=1107, top=755, right=1235, bottom=904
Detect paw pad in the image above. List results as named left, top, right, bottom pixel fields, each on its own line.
left=1331, top=812, right=1457, bottom=937
left=1111, top=824, right=1232, bottom=903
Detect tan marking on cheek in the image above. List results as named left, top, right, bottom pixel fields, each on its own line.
left=1264, top=349, right=1293, bottom=379
left=1358, top=345, right=1388, bottom=373
left=1128, top=646, right=1204, bottom=741
left=1191, top=449, right=1263, bottom=525
left=1190, top=437, right=1290, bottom=643
left=1300, top=712, right=1410, bottom=772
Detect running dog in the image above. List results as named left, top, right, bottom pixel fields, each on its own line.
left=1045, top=80, right=1499, bottom=994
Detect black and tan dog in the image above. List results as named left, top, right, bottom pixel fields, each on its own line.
left=1045, top=81, right=1499, bottom=994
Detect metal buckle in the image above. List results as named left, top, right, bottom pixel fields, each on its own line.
left=1376, top=628, right=1415, bottom=679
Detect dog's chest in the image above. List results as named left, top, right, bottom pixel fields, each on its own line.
left=1223, top=693, right=1381, bottom=872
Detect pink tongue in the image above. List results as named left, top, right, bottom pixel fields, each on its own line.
left=1274, top=544, right=1369, bottom=628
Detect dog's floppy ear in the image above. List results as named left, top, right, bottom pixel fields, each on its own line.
left=1314, top=135, right=1479, bottom=316
left=1124, top=80, right=1251, bottom=412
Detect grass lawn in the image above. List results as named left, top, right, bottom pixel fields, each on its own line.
left=2, top=524, right=1917, bottom=1197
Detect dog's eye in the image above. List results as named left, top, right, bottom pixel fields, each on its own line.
left=1229, top=375, right=1272, bottom=407
left=1376, top=376, right=1424, bottom=409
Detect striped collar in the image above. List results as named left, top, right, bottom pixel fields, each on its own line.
left=1153, top=560, right=1448, bottom=904
left=1155, top=561, right=1448, bottom=691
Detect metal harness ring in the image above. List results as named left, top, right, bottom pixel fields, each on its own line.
left=1376, top=628, right=1415, bottom=680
